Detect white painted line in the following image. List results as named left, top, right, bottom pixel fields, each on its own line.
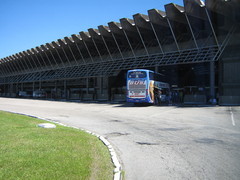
left=114, top=172, right=121, bottom=180
left=230, top=107, right=236, bottom=126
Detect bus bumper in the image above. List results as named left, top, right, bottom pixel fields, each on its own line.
left=126, top=97, right=153, bottom=104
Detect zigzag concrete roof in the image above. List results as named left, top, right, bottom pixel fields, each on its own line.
left=0, top=0, right=239, bottom=79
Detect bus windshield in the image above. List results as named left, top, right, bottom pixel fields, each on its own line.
left=128, top=71, right=147, bottom=78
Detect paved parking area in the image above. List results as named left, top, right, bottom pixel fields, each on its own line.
left=0, top=98, right=239, bottom=180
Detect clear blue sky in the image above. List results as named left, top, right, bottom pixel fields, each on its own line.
left=0, top=0, right=183, bottom=59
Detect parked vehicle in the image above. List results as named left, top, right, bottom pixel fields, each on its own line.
left=18, top=91, right=32, bottom=98
left=33, top=90, right=46, bottom=98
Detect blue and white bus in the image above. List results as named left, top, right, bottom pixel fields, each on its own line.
left=126, top=69, right=170, bottom=104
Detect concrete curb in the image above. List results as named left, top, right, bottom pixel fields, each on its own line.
left=5, top=111, right=122, bottom=180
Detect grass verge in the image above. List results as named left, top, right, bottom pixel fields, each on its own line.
left=0, top=111, right=113, bottom=180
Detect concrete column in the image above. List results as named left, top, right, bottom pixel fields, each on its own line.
left=100, top=77, right=103, bottom=94
left=10, top=83, right=13, bottom=97
left=54, top=80, right=57, bottom=99
left=86, top=78, right=89, bottom=95
left=16, top=83, right=19, bottom=94
left=3, top=84, right=6, bottom=94
left=39, top=81, right=42, bottom=90
left=64, top=80, right=67, bottom=99
left=32, top=82, right=35, bottom=92
left=210, top=61, right=216, bottom=104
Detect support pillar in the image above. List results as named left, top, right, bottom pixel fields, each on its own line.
left=167, top=18, right=180, bottom=52
left=54, top=80, right=57, bottom=99
left=32, top=82, right=35, bottom=92
left=3, top=84, right=6, bottom=95
left=86, top=78, right=89, bottom=95
left=16, top=83, right=19, bottom=94
left=123, top=30, right=136, bottom=58
left=64, top=80, right=67, bottom=99
left=10, top=83, right=13, bottom=97
left=39, top=81, right=42, bottom=90
left=210, top=61, right=216, bottom=104
left=111, top=32, right=124, bottom=60
left=100, top=77, right=103, bottom=94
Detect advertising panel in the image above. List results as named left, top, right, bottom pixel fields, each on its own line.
left=128, top=80, right=147, bottom=98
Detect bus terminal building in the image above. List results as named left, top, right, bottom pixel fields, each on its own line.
left=0, top=0, right=239, bottom=105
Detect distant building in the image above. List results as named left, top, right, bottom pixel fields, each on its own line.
left=0, top=0, right=239, bottom=105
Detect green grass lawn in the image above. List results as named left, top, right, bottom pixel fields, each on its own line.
left=0, top=111, right=113, bottom=180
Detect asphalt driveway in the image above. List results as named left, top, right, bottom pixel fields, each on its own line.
left=0, top=98, right=239, bottom=180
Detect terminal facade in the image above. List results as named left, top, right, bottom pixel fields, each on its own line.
left=0, top=0, right=239, bottom=105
